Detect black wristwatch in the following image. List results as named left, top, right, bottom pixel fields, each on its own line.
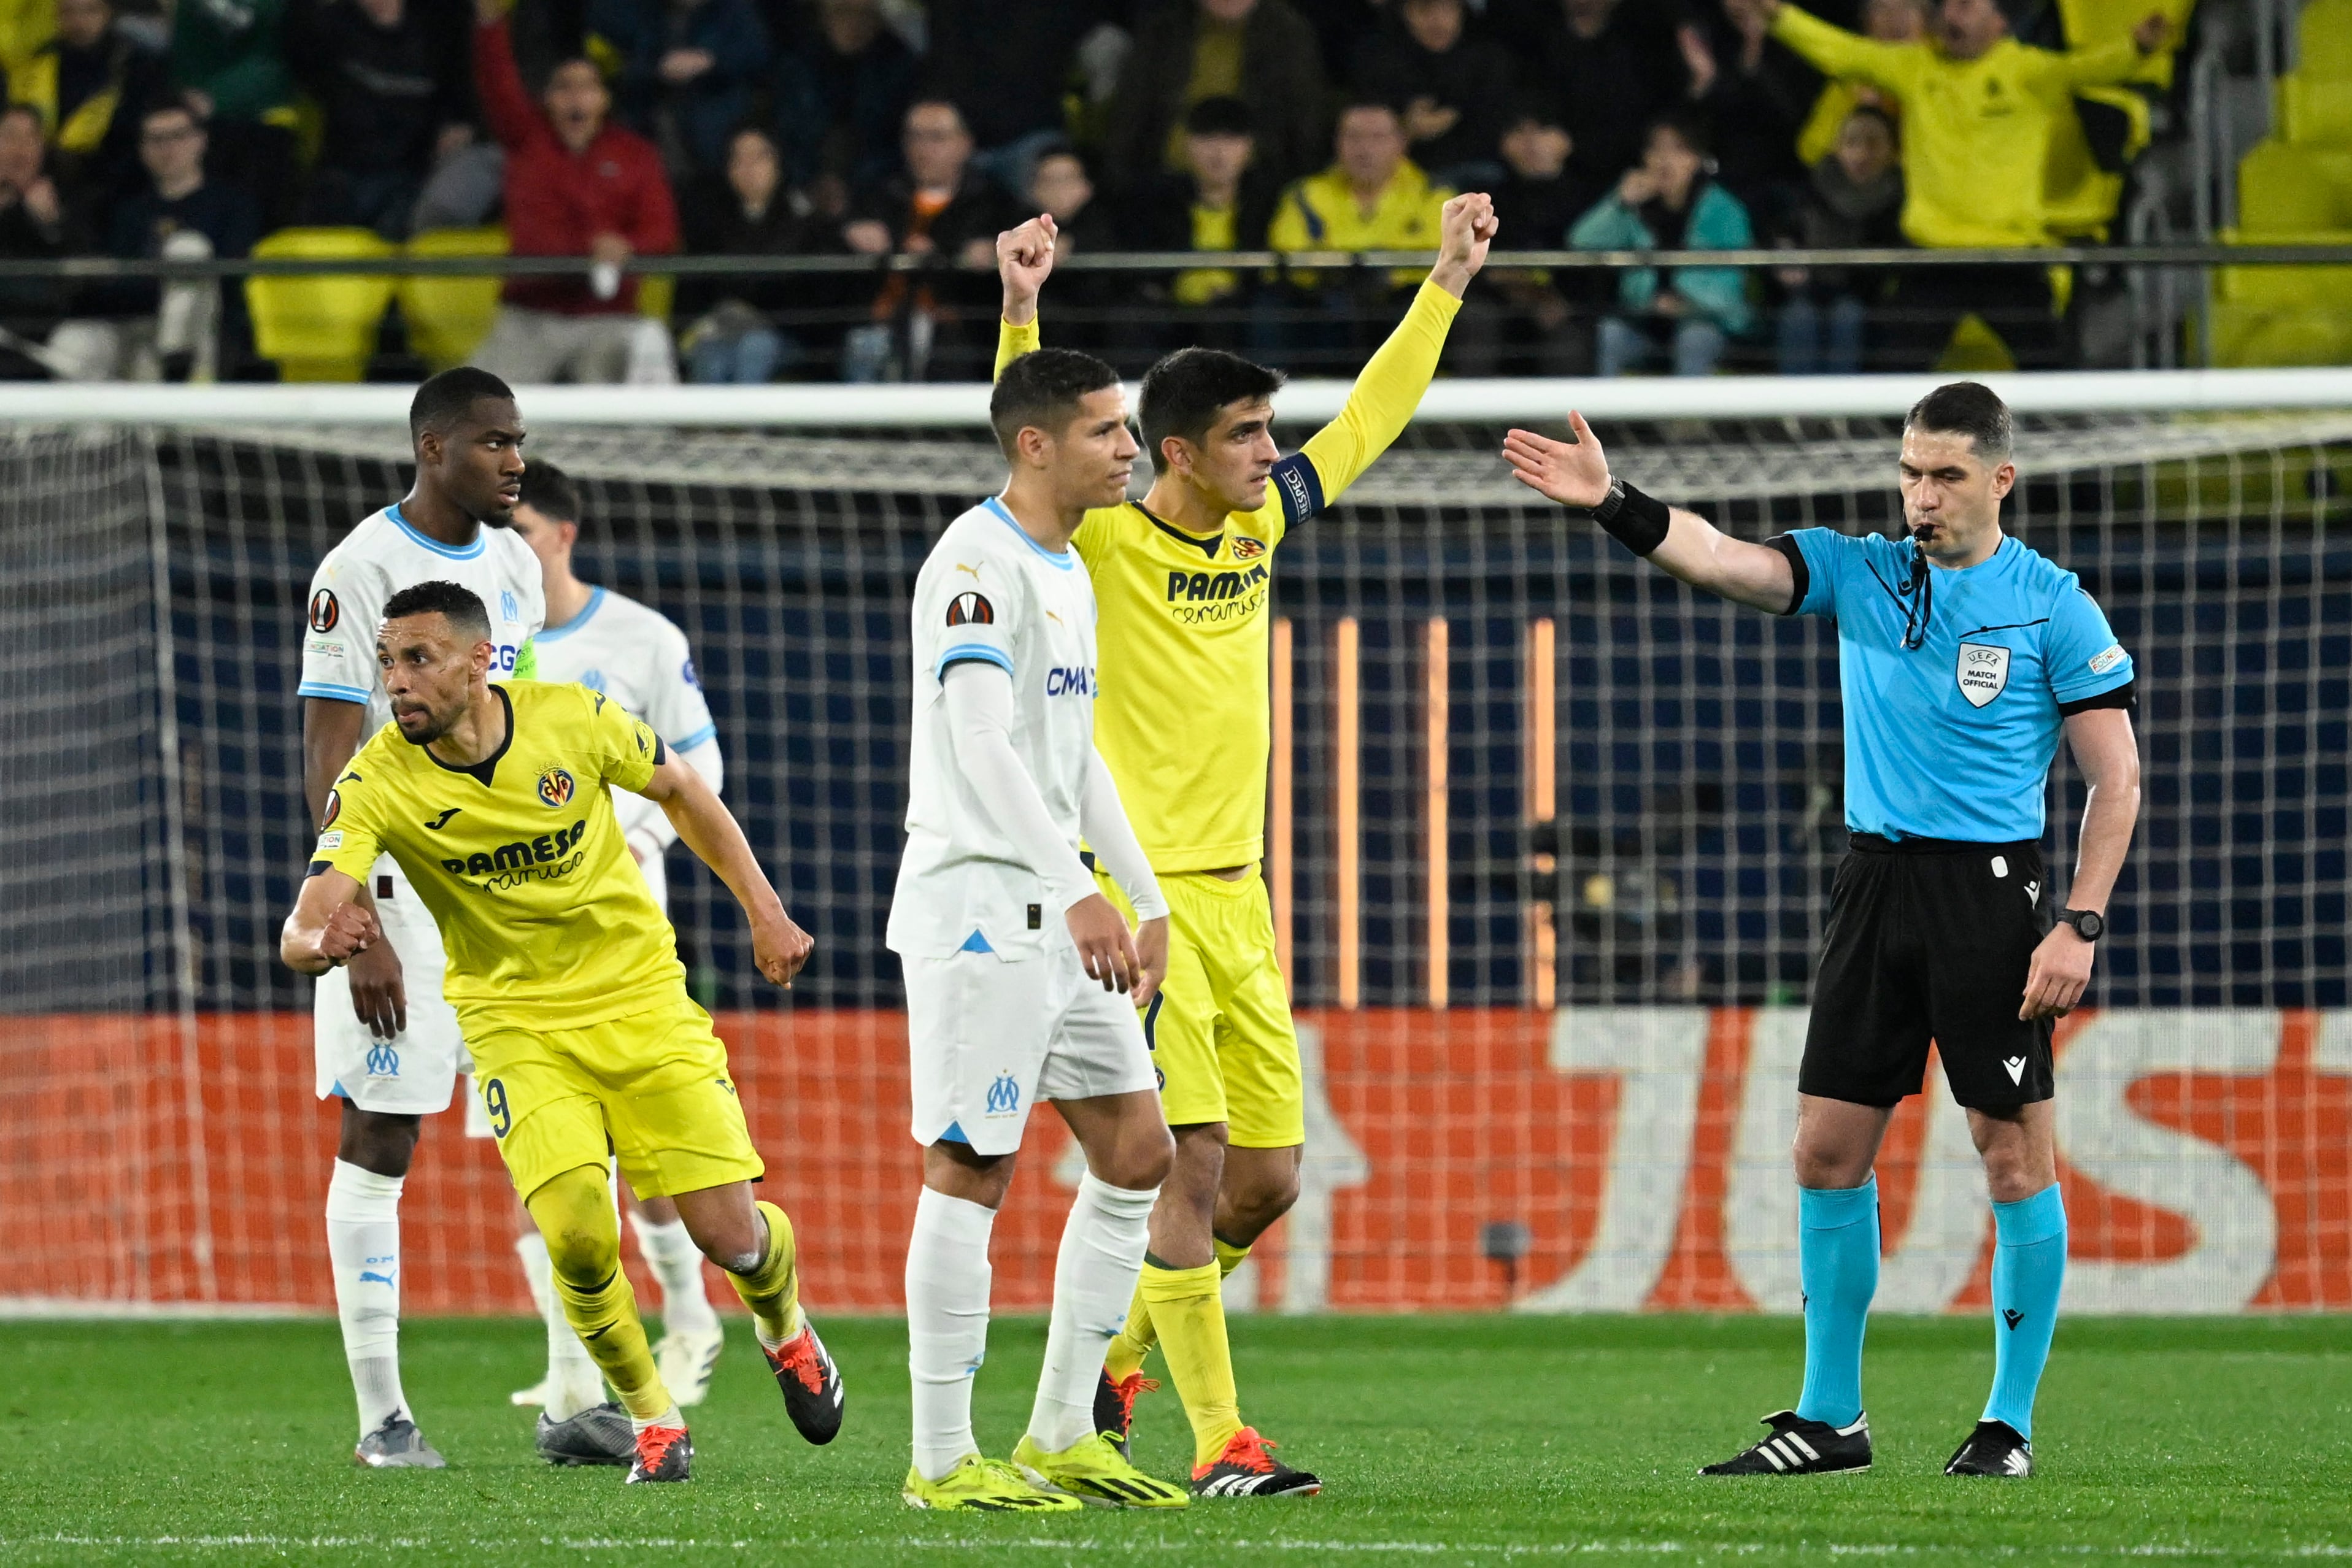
left=2056, top=907, right=2105, bottom=942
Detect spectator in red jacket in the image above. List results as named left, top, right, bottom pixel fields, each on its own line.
left=468, top=0, right=681, bottom=383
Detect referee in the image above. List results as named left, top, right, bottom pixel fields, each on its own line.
left=1505, top=383, right=2142, bottom=1480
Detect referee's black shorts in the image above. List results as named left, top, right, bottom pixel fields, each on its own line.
left=1800, top=833, right=2056, bottom=1110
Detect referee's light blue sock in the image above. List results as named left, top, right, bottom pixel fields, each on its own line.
left=1983, top=1182, right=2067, bottom=1441
left=1794, top=1178, right=1880, bottom=1429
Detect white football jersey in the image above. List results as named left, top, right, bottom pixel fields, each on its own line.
left=889, top=496, right=1101, bottom=959
left=527, top=584, right=720, bottom=849
left=298, top=502, right=546, bottom=737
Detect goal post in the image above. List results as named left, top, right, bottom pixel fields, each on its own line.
left=1, top=372, right=2344, bottom=1316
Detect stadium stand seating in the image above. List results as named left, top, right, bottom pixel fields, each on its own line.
left=244, top=228, right=398, bottom=384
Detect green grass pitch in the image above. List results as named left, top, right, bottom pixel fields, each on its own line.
left=4, top=1313, right=2346, bottom=1564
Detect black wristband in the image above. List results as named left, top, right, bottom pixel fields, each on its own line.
left=1587, top=478, right=1672, bottom=556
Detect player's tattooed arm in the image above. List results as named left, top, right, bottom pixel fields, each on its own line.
left=636, top=750, right=814, bottom=988
left=1502, top=415, right=1797, bottom=613
left=281, top=866, right=384, bottom=976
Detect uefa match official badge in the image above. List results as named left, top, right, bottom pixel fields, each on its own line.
left=1957, top=642, right=2011, bottom=707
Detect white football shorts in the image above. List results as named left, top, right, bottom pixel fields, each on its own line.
left=314, top=869, right=469, bottom=1115
left=904, top=943, right=1159, bottom=1156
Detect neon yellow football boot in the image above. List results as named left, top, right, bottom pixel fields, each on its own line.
left=901, top=1453, right=1082, bottom=1512
left=1012, top=1431, right=1190, bottom=1508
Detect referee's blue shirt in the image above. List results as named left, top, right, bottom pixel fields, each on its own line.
left=1774, top=528, right=2135, bottom=844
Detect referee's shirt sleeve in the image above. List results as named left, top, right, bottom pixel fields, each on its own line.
left=1766, top=527, right=1848, bottom=617
left=2045, top=584, right=2137, bottom=712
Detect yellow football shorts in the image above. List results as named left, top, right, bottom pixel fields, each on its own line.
left=1097, top=864, right=1305, bottom=1147
left=469, top=994, right=764, bottom=1202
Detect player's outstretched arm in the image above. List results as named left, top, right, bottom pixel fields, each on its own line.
left=2021, top=707, right=2142, bottom=1020
left=281, top=867, right=383, bottom=977
left=993, top=213, right=1057, bottom=377
left=638, top=753, right=814, bottom=988
left=1503, top=415, right=1797, bottom=613
left=1294, top=193, right=1498, bottom=510
left=1079, top=748, right=1171, bottom=1008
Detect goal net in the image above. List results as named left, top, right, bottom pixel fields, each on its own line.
left=2, top=380, right=2345, bottom=1318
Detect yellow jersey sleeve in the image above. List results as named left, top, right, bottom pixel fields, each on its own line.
left=583, top=685, right=666, bottom=795
left=309, top=755, right=386, bottom=885
left=1772, top=5, right=1924, bottom=97
left=1277, top=280, right=1462, bottom=532
left=993, top=316, right=1040, bottom=380
left=2029, top=36, right=2146, bottom=93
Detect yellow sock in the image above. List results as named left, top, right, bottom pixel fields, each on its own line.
left=1139, top=1259, right=1243, bottom=1467
left=527, top=1166, right=672, bottom=1422
left=1109, top=1238, right=1251, bottom=1383
left=1106, top=1283, right=1156, bottom=1382
left=727, top=1199, right=804, bottom=1347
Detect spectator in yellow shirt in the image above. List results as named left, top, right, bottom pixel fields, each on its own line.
left=1794, top=0, right=1927, bottom=167
left=1730, top=0, right=2168, bottom=368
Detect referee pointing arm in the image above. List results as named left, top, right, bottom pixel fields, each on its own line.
left=1505, top=383, right=2142, bottom=1482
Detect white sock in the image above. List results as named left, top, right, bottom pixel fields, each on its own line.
left=1027, top=1172, right=1159, bottom=1453
left=629, top=1403, right=685, bottom=1434
left=631, top=1212, right=722, bottom=1337
left=906, top=1185, right=996, bottom=1483
left=519, top=1229, right=606, bottom=1421
left=326, top=1159, right=409, bottom=1438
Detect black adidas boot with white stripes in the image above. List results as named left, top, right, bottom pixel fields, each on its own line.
left=1699, top=1410, right=1872, bottom=1476
left=1943, top=1419, right=2033, bottom=1477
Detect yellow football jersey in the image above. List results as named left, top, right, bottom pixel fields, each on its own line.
left=997, top=281, right=1461, bottom=871
left=309, top=680, right=683, bottom=1034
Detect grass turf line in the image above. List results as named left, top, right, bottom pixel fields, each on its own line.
left=1, top=1315, right=2345, bottom=1565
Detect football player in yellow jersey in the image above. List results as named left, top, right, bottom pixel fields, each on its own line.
left=993, top=194, right=1496, bottom=1496
left=282, top=580, right=842, bottom=1484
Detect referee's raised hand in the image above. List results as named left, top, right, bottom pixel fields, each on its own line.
left=1503, top=414, right=1612, bottom=509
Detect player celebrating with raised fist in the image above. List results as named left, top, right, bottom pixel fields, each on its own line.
left=993, top=191, right=1495, bottom=1497
left=282, top=581, right=840, bottom=1485
left=889, top=350, right=1184, bottom=1512
left=1505, top=383, right=2142, bottom=1480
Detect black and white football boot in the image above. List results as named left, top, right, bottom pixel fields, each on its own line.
left=1943, top=1419, right=2033, bottom=1477
left=1699, top=1410, right=1872, bottom=1476
left=536, top=1401, right=635, bottom=1466
left=1190, top=1428, right=1322, bottom=1498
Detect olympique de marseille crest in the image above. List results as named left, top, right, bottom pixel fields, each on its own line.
left=1956, top=641, right=2011, bottom=707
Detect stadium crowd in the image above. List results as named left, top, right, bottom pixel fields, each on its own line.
left=0, top=0, right=2184, bottom=383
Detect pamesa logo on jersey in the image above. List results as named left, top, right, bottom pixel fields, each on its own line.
left=364, top=1042, right=400, bottom=1078
left=537, top=767, right=577, bottom=807
left=984, top=1072, right=1022, bottom=1117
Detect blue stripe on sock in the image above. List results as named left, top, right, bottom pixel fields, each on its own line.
left=1794, top=1177, right=1880, bottom=1429
left=1983, top=1182, right=2066, bottom=1440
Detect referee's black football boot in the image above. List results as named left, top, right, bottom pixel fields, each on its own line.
left=1192, top=1428, right=1323, bottom=1497
left=1944, top=1419, right=2034, bottom=1477
left=763, top=1319, right=846, bottom=1445
left=535, top=1401, right=634, bottom=1466
left=1700, top=1410, right=1872, bottom=1476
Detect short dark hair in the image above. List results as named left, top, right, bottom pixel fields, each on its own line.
left=1906, top=380, right=2013, bottom=463
left=142, top=96, right=201, bottom=130
left=989, top=348, right=1122, bottom=458
left=1183, top=96, right=1255, bottom=139
left=1337, top=96, right=1404, bottom=126
left=519, top=459, right=581, bottom=526
left=1137, top=348, right=1284, bottom=474
left=1841, top=102, right=1898, bottom=141
left=410, top=366, right=514, bottom=440
left=381, top=580, right=492, bottom=642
